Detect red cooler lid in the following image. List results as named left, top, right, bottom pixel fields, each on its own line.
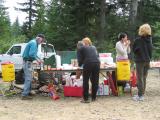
left=1, top=61, right=14, bottom=65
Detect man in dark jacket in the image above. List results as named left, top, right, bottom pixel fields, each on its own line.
left=78, top=37, right=100, bottom=103
left=132, top=24, right=153, bottom=101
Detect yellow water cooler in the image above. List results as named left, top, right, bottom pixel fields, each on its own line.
left=1, top=62, right=15, bottom=82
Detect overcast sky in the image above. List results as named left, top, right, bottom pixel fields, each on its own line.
left=4, top=0, right=50, bottom=25
left=4, top=0, right=27, bottom=25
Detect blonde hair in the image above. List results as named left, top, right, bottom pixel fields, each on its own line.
left=138, top=23, right=151, bottom=36
left=82, top=37, right=92, bottom=46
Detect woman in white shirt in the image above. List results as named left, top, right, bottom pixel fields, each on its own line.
left=115, top=32, right=131, bottom=61
left=115, top=32, right=131, bottom=92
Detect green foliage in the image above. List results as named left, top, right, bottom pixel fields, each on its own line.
left=32, top=0, right=47, bottom=36
left=11, top=17, right=22, bottom=37
left=0, top=35, right=26, bottom=54
left=0, top=0, right=12, bottom=53
left=46, top=0, right=80, bottom=50
left=0, top=1, right=10, bottom=38
left=137, top=0, right=160, bottom=25
left=152, top=22, right=160, bottom=60
left=0, top=0, right=25, bottom=53
left=17, top=0, right=37, bottom=39
left=1, top=0, right=160, bottom=56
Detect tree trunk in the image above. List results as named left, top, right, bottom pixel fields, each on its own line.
left=97, top=0, right=106, bottom=51
left=29, top=0, right=32, bottom=31
left=128, top=0, right=138, bottom=40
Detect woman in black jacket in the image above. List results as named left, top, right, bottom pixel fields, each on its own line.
left=78, top=37, right=100, bottom=103
left=132, top=23, right=153, bottom=101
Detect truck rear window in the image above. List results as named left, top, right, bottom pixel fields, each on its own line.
left=41, top=44, right=54, bottom=53
left=7, top=46, right=21, bottom=54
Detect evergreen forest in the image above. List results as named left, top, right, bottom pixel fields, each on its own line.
left=0, top=0, right=160, bottom=60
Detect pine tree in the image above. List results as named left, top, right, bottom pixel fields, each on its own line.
left=32, top=0, right=46, bottom=36
left=16, top=0, right=37, bottom=39
left=11, top=17, right=22, bottom=37
left=0, top=0, right=12, bottom=53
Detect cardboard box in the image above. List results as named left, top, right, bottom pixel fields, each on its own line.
left=97, top=84, right=109, bottom=96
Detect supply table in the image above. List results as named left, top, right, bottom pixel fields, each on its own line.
left=39, top=67, right=118, bottom=96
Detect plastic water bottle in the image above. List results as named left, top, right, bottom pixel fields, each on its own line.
left=40, top=63, right=44, bottom=70
left=124, top=83, right=130, bottom=92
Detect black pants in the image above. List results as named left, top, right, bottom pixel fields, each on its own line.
left=83, top=62, right=100, bottom=100
left=136, top=62, right=150, bottom=96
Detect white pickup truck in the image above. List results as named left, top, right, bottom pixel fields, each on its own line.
left=0, top=43, right=58, bottom=75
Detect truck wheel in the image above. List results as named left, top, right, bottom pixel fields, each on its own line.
left=15, top=69, right=24, bottom=84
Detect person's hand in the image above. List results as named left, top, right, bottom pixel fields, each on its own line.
left=124, top=40, right=130, bottom=46
left=127, top=40, right=131, bottom=45
left=37, top=59, right=44, bottom=65
left=77, top=66, right=80, bottom=70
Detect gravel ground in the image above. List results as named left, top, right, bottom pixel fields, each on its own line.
left=0, top=69, right=160, bottom=120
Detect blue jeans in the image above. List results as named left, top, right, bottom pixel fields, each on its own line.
left=22, top=61, right=33, bottom=96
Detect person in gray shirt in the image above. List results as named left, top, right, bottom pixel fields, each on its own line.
left=78, top=37, right=100, bottom=103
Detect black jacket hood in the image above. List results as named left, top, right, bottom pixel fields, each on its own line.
left=133, top=35, right=153, bottom=62
left=140, top=36, right=152, bottom=43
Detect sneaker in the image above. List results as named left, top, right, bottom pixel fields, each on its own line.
left=80, top=99, right=90, bottom=103
left=29, top=91, right=36, bottom=96
left=132, top=95, right=144, bottom=101
left=139, top=96, right=144, bottom=101
left=21, top=96, right=33, bottom=100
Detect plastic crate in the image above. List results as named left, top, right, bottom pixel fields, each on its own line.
left=63, top=86, right=83, bottom=97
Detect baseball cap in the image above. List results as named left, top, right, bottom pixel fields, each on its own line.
left=37, top=34, right=45, bottom=41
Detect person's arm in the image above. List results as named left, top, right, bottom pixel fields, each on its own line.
left=29, top=42, right=37, bottom=60
left=29, top=41, right=43, bottom=63
left=126, top=40, right=131, bottom=54
left=149, top=37, right=153, bottom=59
left=127, top=47, right=131, bottom=54
left=78, top=47, right=84, bottom=67
left=132, top=39, right=139, bottom=54
left=92, top=46, right=99, bottom=56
